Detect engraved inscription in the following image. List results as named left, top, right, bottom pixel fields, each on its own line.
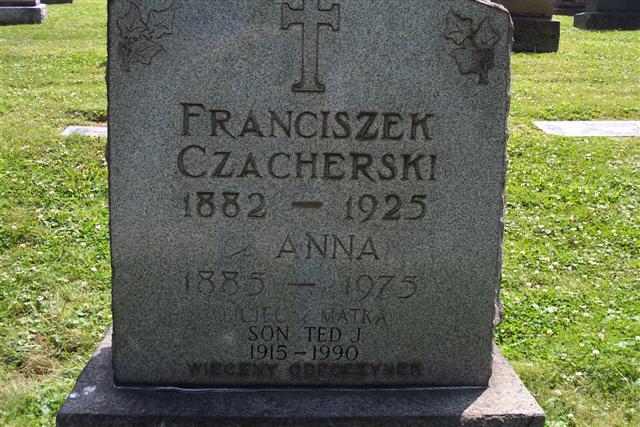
left=177, top=149, right=436, bottom=183
left=175, top=98, right=438, bottom=384
left=345, top=194, right=429, bottom=222
left=289, top=282, right=317, bottom=288
left=281, top=0, right=341, bottom=93
left=180, top=105, right=433, bottom=141
left=183, top=191, right=267, bottom=219
left=275, top=233, right=379, bottom=261
left=184, top=361, right=426, bottom=382
left=344, top=274, right=419, bottom=301
left=292, top=201, right=324, bottom=209
left=185, top=270, right=266, bottom=297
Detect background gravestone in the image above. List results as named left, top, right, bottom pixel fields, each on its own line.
left=0, top=0, right=47, bottom=25
left=58, top=0, right=544, bottom=425
left=554, top=0, right=586, bottom=15
left=574, top=0, right=640, bottom=29
left=496, top=0, right=561, bottom=53
left=42, top=0, right=73, bottom=5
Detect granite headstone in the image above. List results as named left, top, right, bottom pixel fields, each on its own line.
left=58, top=1, right=544, bottom=425
left=554, top=0, right=586, bottom=15
left=0, top=0, right=47, bottom=25
left=498, top=0, right=555, bottom=17
left=108, top=0, right=512, bottom=388
left=496, top=0, right=561, bottom=53
left=574, top=0, right=640, bottom=29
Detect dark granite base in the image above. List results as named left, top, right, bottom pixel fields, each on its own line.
left=0, top=5, right=47, bottom=25
left=574, top=12, right=640, bottom=30
left=512, top=17, right=561, bottom=53
left=57, top=329, right=544, bottom=427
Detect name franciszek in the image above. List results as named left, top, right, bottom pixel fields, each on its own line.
left=180, top=104, right=434, bottom=141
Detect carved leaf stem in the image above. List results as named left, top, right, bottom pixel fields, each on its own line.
left=445, top=11, right=500, bottom=85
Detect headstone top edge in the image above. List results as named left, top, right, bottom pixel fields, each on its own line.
left=471, top=0, right=512, bottom=16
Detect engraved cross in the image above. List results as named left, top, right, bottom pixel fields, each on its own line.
left=281, top=0, right=340, bottom=93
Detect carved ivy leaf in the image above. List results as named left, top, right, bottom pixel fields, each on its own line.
left=445, top=12, right=473, bottom=45
left=146, top=6, right=175, bottom=39
left=473, top=18, right=500, bottom=49
left=130, top=37, right=164, bottom=65
left=445, top=10, right=500, bottom=85
left=117, top=3, right=145, bottom=40
left=117, top=2, right=176, bottom=71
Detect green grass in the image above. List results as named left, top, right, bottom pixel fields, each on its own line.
left=0, top=2, right=638, bottom=426
left=0, top=1, right=110, bottom=425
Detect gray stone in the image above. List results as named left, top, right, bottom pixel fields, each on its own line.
left=495, top=0, right=555, bottom=18
left=512, top=17, right=560, bottom=53
left=585, top=0, right=640, bottom=12
left=62, top=126, right=107, bottom=138
left=574, top=11, right=640, bottom=29
left=493, top=1, right=560, bottom=53
left=105, top=0, right=513, bottom=389
left=0, top=0, right=46, bottom=25
left=534, top=120, right=640, bottom=136
left=57, top=328, right=545, bottom=427
left=0, top=0, right=39, bottom=5
left=574, top=0, right=640, bottom=29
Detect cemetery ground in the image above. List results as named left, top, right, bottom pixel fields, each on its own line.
left=0, top=1, right=637, bottom=426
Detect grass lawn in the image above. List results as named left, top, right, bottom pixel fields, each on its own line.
left=0, top=1, right=638, bottom=425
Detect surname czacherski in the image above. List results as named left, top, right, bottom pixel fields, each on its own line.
left=178, top=104, right=438, bottom=183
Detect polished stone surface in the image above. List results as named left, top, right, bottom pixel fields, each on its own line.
left=535, top=121, right=640, bottom=137
left=574, top=11, right=640, bottom=29
left=585, top=0, right=640, bottom=12
left=574, top=0, right=640, bottom=29
left=495, top=0, right=560, bottom=53
left=57, top=329, right=545, bottom=427
left=108, top=0, right=512, bottom=388
left=512, top=17, right=560, bottom=53
left=496, top=0, right=554, bottom=18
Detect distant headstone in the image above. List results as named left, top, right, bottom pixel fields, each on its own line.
left=574, top=0, right=640, bottom=29
left=535, top=120, right=640, bottom=136
left=554, top=0, right=586, bottom=15
left=499, top=0, right=555, bottom=17
left=0, top=0, right=47, bottom=25
left=496, top=0, right=561, bottom=53
left=62, top=126, right=107, bottom=138
left=58, top=1, right=545, bottom=425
